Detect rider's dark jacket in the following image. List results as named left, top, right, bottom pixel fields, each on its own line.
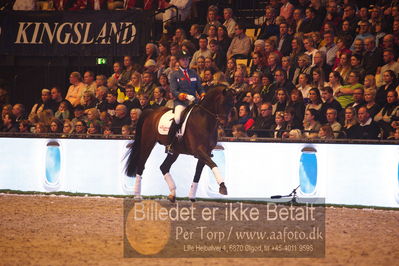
left=170, top=67, right=205, bottom=106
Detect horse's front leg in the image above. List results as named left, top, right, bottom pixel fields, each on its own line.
left=188, top=160, right=206, bottom=202
left=160, top=153, right=179, bottom=202
left=194, top=146, right=227, bottom=195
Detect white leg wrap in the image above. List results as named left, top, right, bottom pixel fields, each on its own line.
left=164, top=173, right=176, bottom=195
left=134, top=175, right=142, bottom=196
left=211, top=167, right=224, bottom=185
left=188, top=182, right=199, bottom=199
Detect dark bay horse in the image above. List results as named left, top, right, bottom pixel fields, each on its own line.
left=125, top=85, right=235, bottom=202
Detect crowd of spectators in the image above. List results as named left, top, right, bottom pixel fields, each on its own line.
left=1, top=0, right=399, bottom=141
left=7, top=0, right=172, bottom=11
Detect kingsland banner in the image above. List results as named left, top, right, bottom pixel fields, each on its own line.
left=0, top=11, right=147, bottom=56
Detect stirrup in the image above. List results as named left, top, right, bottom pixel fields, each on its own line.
left=165, top=144, right=174, bottom=154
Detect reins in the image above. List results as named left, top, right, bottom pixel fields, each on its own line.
left=193, top=104, right=221, bottom=135
left=196, top=104, right=221, bottom=121
left=194, top=86, right=233, bottom=126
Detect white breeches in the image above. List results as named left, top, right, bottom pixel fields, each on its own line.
left=174, top=105, right=186, bottom=124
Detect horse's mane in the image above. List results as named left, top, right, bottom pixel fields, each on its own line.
left=201, top=84, right=228, bottom=105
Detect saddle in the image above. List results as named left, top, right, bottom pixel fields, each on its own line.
left=158, top=104, right=195, bottom=136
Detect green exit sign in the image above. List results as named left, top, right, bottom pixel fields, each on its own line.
left=96, top=58, right=107, bottom=65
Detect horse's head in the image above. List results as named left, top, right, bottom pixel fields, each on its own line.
left=221, top=87, right=236, bottom=115
left=201, top=85, right=236, bottom=122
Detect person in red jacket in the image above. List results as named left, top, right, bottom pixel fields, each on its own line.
left=235, top=103, right=254, bottom=131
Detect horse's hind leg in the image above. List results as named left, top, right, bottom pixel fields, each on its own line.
left=195, top=146, right=227, bottom=195
left=188, top=160, right=206, bottom=202
left=160, top=153, right=179, bottom=202
left=134, top=136, right=157, bottom=199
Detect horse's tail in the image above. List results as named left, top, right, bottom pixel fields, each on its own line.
left=125, top=109, right=153, bottom=177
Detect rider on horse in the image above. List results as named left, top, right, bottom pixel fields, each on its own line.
left=167, top=51, right=205, bottom=153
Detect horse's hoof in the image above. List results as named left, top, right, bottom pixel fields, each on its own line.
left=219, top=182, right=228, bottom=195
left=189, top=198, right=196, bottom=202
left=167, top=194, right=176, bottom=203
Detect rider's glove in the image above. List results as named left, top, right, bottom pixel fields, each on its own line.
left=186, top=94, right=195, bottom=102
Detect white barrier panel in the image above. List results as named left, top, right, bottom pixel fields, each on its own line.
left=0, top=138, right=398, bottom=208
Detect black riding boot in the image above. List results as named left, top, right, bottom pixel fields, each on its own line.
left=166, top=121, right=179, bottom=154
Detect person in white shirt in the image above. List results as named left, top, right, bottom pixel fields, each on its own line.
left=223, top=8, right=237, bottom=38
left=66, top=72, right=86, bottom=107
left=162, top=0, right=192, bottom=32
left=13, top=0, right=35, bottom=10
left=377, top=49, right=399, bottom=86
left=190, top=35, right=212, bottom=69
left=319, top=31, right=338, bottom=67
left=326, top=108, right=342, bottom=138
left=227, top=23, right=252, bottom=60
left=304, top=37, right=319, bottom=66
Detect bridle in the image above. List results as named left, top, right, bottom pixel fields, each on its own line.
left=195, top=87, right=235, bottom=125
left=196, top=103, right=224, bottom=124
